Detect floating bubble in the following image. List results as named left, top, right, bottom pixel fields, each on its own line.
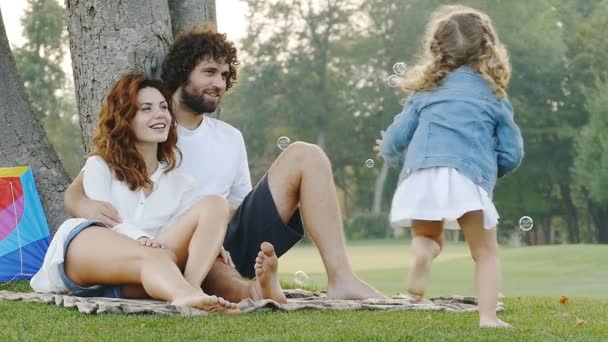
left=277, top=136, right=291, bottom=150
left=365, top=159, right=375, bottom=168
left=392, top=62, right=408, bottom=76
left=387, top=74, right=402, bottom=88
left=519, top=216, right=534, bottom=231
left=294, top=270, right=309, bottom=286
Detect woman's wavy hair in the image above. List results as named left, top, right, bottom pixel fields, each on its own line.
left=90, top=73, right=180, bottom=191
left=401, top=5, right=511, bottom=99
left=161, top=24, right=239, bottom=95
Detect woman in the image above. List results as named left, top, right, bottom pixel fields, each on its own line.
left=31, top=74, right=241, bottom=313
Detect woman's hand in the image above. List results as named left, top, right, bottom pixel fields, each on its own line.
left=220, top=247, right=235, bottom=268
left=137, top=237, right=166, bottom=249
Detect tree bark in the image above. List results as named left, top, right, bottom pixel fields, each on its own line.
left=65, top=0, right=173, bottom=153
left=0, top=9, right=70, bottom=233
left=169, top=0, right=216, bottom=36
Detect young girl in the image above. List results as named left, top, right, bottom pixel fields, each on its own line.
left=377, top=5, right=523, bottom=328
left=31, top=74, right=284, bottom=313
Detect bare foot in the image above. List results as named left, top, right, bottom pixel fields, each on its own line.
left=172, top=293, right=239, bottom=314
left=252, top=242, right=287, bottom=304
left=480, top=318, right=512, bottom=328
left=406, top=237, right=438, bottom=301
left=327, top=275, right=386, bottom=300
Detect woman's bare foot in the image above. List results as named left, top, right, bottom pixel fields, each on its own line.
left=252, top=242, right=287, bottom=304
left=327, top=275, right=386, bottom=300
left=172, top=293, right=239, bottom=314
left=480, top=318, right=512, bottom=328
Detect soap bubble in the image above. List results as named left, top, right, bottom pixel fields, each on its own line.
left=294, top=270, right=309, bottom=286
left=392, top=62, right=408, bottom=76
left=277, top=136, right=291, bottom=150
left=365, top=159, right=375, bottom=168
left=387, top=75, right=402, bottom=88
left=519, top=216, right=534, bottom=231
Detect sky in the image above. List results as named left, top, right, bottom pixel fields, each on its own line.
left=0, top=0, right=248, bottom=48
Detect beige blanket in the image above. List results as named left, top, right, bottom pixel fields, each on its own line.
left=0, top=289, right=504, bottom=316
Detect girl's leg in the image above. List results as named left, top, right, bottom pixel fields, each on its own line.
left=154, top=195, right=231, bottom=289
left=457, top=210, right=510, bottom=328
left=408, top=220, right=443, bottom=300
left=63, top=226, right=238, bottom=313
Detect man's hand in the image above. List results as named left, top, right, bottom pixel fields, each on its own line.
left=137, top=237, right=166, bottom=249
left=220, top=247, right=235, bottom=268
left=81, top=199, right=122, bottom=227
left=373, top=130, right=385, bottom=157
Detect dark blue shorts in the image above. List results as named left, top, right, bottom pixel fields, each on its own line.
left=224, top=175, right=305, bottom=278
left=58, top=220, right=123, bottom=298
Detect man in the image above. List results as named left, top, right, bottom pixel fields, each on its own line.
left=64, top=25, right=384, bottom=301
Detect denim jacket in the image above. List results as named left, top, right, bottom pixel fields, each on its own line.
left=381, top=65, right=524, bottom=194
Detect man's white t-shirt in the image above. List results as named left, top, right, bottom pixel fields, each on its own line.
left=176, top=115, right=252, bottom=206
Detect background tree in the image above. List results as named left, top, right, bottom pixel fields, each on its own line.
left=13, top=0, right=82, bottom=177
left=0, top=7, right=70, bottom=232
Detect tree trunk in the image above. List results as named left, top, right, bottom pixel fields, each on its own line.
left=560, top=183, right=580, bottom=243
left=372, top=162, right=388, bottom=213
left=65, top=0, right=173, bottom=153
left=0, top=9, right=70, bottom=233
left=588, top=203, right=608, bottom=244
left=169, top=0, right=216, bottom=36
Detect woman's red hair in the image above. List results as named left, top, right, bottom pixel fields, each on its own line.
left=91, top=73, right=180, bottom=190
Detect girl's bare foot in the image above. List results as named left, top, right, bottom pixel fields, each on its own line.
left=172, top=293, right=239, bottom=314
left=480, top=318, right=512, bottom=328
left=252, top=242, right=287, bottom=304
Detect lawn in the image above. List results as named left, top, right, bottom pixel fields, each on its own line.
left=1, top=241, right=607, bottom=340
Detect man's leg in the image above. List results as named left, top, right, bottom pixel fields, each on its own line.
left=202, top=242, right=287, bottom=304
left=266, top=142, right=385, bottom=300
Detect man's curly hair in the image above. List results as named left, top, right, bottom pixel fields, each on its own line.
left=161, top=24, right=239, bottom=95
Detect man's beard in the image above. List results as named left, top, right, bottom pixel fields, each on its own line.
left=181, top=88, right=219, bottom=115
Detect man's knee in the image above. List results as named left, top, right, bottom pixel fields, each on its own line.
left=283, top=142, right=330, bottom=169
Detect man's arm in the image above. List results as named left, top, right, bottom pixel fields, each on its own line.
left=64, top=172, right=122, bottom=227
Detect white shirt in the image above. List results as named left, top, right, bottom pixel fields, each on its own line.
left=30, top=156, right=197, bottom=293
left=176, top=115, right=252, bottom=205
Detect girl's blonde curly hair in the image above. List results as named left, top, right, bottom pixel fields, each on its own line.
left=401, top=5, right=510, bottom=99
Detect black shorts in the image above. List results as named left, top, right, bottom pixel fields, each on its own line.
left=223, top=175, right=305, bottom=278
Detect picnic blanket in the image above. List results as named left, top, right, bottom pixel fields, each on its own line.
left=0, top=289, right=504, bottom=316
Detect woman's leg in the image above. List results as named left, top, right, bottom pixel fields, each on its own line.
left=154, top=195, right=230, bottom=289
left=408, top=220, right=443, bottom=300
left=63, top=226, right=238, bottom=313
left=457, top=210, right=510, bottom=328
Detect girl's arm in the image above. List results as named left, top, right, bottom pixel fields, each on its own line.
left=381, top=96, right=420, bottom=164
left=495, top=99, right=524, bottom=178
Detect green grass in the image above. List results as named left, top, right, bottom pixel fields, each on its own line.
left=279, top=241, right=608, bottom=299
left=1, top=242, right=607, bottom=340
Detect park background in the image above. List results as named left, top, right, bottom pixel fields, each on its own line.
left=0, top=1, right=607, bottom=339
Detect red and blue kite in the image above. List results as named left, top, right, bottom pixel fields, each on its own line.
left=0, top=166, right=50, bottom=282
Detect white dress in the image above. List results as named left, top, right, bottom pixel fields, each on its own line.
left=30, top=156, right=198, bottom=293
left=390, top=167, right=499, bottom=230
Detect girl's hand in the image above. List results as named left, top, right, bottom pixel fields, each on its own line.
left=373, top=130, right=385, bottom=157
left=137, top=237, right=166, bottom=249
left=220, top=247, right=235, bottom=268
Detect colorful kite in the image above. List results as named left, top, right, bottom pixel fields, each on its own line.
left=0, top=166, right=50, bottom=282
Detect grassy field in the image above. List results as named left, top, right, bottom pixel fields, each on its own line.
left=1, top=241, right=607, bottom=340
left=278, top=240, right=608, bottom=299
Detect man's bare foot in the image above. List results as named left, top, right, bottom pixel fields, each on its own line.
left=251, top=242, right=287, bottom=304
left=327, top=275, right=386, bottom=300
left=172, top=293, right=239, bottom=314
left=480, top=318, right=512, bottom=328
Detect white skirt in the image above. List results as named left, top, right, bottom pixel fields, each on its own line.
left=390, top=167, right=498, bottom=230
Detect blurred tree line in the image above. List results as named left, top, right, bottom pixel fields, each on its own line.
left=16, top=0, right=607, bottom=244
